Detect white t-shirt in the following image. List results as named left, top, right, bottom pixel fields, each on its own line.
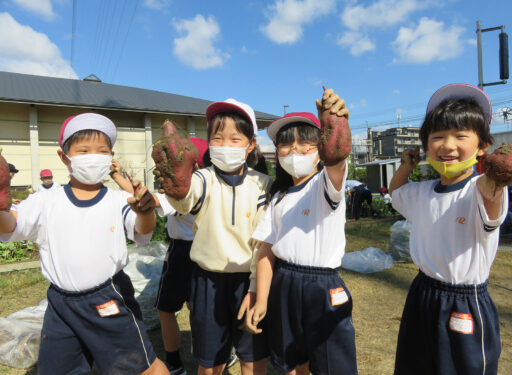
left=37, top=181, right=61, bottom=192
left=392, top=173, right=508, bottom=284
left=1, top=184, right=152, bottom=291
left=252, top=167, right=347, bottom=268
left=155, top=193, right=194, bottom=241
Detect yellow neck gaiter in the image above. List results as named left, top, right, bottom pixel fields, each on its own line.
left=426, top=150, right=478, bottom=179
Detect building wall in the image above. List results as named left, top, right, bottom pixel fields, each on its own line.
left=0, top=102, right=208, bottom=190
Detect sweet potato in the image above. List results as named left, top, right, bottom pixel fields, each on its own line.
left=318, top=92, right=352, bottom=166
left=0, top=148, right=11, bottom=211
left=483, top=143, right=512, bottom=187
left=151, top=121, right=198, bottom=200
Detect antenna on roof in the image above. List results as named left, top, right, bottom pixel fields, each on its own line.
left=83, top=74, right=102, bottom=82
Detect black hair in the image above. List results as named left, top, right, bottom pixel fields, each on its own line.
left=268, top=123, right=322, bottom=205
left=62, top=129, right=112, bottom=154
left=247, top=144, right=269, bottom=174
left=419, top=98, right=493, bottom=152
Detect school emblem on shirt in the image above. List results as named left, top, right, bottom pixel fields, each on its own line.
left=330, top=287, right=349, bottom=306
left=449, top=312, right=473, bottom=334
left=110, top=226, right=115, bottom=232
left=246, top=211, right=251, bottom=218
left=302, top=209, right=311, bottom=216
left=456, top=216, right=466, bottom=224
left=96, top=300, right=120, bottom=318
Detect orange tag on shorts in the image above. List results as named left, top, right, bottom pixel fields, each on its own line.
left=330, top=287, right=349, bottom=306
left=449, top=312, right=473, bottom=334
left=96, top=300, right=120, bottom=317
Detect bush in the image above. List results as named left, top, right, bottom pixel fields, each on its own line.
left=151, top=215, right=169, bottom=243
left=0, top=241, right=37, bottom=263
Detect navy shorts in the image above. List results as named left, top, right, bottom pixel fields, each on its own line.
left=394, top=271, right=501, bottom=375
left=155, top=239, right=194, bottom=313
left=189, top=266, right=269, bottom=368
left=38, top=270, right=157, bottom=375
left=267, top=259, right=358, bottom=375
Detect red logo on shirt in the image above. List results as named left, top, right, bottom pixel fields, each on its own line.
left=302, top=209, right=311, bottom=216
left=456, top=217, right=466, bottom=224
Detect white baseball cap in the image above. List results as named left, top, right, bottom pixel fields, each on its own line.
left=426, top=83, right=492, bottom=125
left=59, top=113, right=117, bottom=147
left=206, top=98, right=258, bottom=136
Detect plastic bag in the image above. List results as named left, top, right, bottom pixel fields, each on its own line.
left=0, top=242, right=168, bottom=369
left=388, top=220, right=412, bottom=262
left=0, top=300, right=47, bottom=369
left=342, top=247, right=394, bottom=273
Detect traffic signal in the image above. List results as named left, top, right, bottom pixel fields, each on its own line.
left=499, top=31, right=509, bottom=80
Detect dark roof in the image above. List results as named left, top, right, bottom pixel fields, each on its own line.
left=0, top=71, right=277, bottom=122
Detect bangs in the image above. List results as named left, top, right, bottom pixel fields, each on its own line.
left=208, top=113, right=254, bottom=140
left=275, top=122, right=320, bottom=144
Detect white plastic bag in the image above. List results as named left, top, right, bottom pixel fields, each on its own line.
left=342, top=247, right=394, bottom=273
left=388, top=220, right=412, bottom=262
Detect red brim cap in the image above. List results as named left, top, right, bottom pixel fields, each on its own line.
left=40, top=169, right=53, bottom=178
left=267, top=112, right=321, bottom=143
left=188, top=137, right=208, bottom=167
left=59, top=113, right=117, bottom=147
left=426, top=83, right=492, bottom=125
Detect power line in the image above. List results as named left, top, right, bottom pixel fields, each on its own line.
left=112, top=0, right=141, bottom=82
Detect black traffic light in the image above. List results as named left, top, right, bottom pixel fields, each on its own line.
left=499, top=31, right=509, bottom=80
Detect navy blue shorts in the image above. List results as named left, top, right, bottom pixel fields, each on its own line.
left=394, top=271, right=501, bottom=375
left=155, top=239, right=194, bottom=313
left=267, top=259, right=358, bottom=375
left=38, top=270, right=157, bottom=375
left=189, top=266, right=269, bottom=368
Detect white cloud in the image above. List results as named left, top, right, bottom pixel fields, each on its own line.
left=12, top=0, right=56, bottom=20
left=392, top=89, right=400, bottom=94
left=261, top=0, right=336, bottom=44
left=0, top=12, right=77, bottom=78
left=143, top=0, right=169, bottom=10
left=341, top=0, right=427, bottom=31
left=172, top=15, right=230, bottom=69
left=392, top=17, right=465, bottom=64
left=360, top=98, right=367, bottom=107
left=467, top=38, right=477, bottom=46
left=337, top=31, right=375, bottom=55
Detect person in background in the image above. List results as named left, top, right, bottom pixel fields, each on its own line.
left=37, top=169, right=61, bottom=192
left=350, top=184, right=374, bottom=220
left=379, top=186, right=392, bottom=210
left=8, top=163, right=18, bottom=179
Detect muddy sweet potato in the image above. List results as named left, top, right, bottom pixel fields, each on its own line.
left=318, top=95, right=352, bottom=166
left=483, top=143, right=512, bottom=187
left=0, top=148, right=11, bottom=211
left=151, top=121, right=198, bottom=200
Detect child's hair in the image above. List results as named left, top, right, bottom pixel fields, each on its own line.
left=268, top=123, right=322, bottom=205
left=248, top=144, right=268, bottom=174
left=62, top=129, right=113, bottom=154
left=419, top=98, right=493, bottom=151
left=207, top=112, right=261, bottom=170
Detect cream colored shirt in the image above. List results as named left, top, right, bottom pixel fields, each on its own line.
left=166, top=165, right=272, bottom=291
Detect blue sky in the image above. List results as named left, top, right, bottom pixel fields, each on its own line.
left=1, top=0, right=512, bottom=149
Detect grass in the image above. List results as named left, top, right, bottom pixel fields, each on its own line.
left=0, top=219, right=511, bottom=374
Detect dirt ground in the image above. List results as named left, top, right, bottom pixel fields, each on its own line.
left=1, top=218, right=511, bottom=374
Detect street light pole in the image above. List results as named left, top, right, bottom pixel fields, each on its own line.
left=283, top=105, right=289, bottom=115
left=476, top=20, right=509, bottom=89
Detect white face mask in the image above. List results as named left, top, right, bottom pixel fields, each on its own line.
left=278, top=151, right=319, bottom=179
left=66, top=154, right=113, bottom=185
left=209, top=145, right=248, bottom=172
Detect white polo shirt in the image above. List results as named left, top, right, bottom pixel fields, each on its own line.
left=252, top=167, right=347, bottom=268
left=155, top=192, right=194, bottom=241
left=1, top=184, right=152, bottom=291
left=392, top=173, right=508, bottom=285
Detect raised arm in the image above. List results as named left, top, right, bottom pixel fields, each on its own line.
left=316, top=87, right=351, bottom=190
left=110, top=159, right=134, bottom=194
left=389, top=147, right=420, bottom=196
left=127, top=181, right=157, bottom=235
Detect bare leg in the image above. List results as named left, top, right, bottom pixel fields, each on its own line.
left=158, top=310, right=180, bottom=351
left=197, top=364, right=225, bottom=375
left=285, top=362, right=310, bottom=375
left=240, top=359, right=267, bottom=375
left=139, top=358, right=170, bottom=375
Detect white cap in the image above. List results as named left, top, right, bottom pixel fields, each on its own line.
left=426, top=83, right=492, bottom=125
left=59, top=113, right=117, bottom=147
left=206, top=98, right=258, bottom=136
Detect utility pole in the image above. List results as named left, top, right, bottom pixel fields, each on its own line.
left=283, top=105, right=289, bottom=115
left=477, top=20, right=509, bottom=89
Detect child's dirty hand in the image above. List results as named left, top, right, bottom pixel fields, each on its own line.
left=0, top=150, right=11, bottom=211
left=127, top=181, right=156, bottom=214
left=110, top=159, right=123, bottom=177
left=151, top=121, right=198, bottom=200
left=401, top=147, right=420, bottom=170
left=317, top=86, right=352, bottom=166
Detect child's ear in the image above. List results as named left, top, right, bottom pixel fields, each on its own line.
left=57, top=150, right=70, bottom=167
left=477, top=142, right=490, bottom=157
left=247, top=137, right=257, bottom=154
